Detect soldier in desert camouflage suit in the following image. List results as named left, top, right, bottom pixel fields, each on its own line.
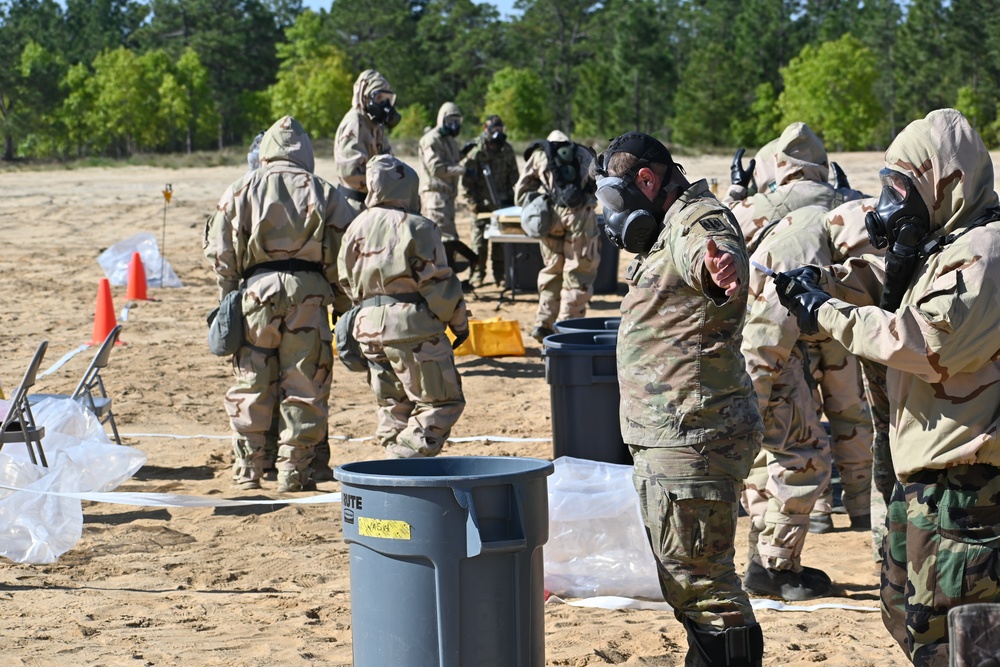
left=204, top=116, right=355, bottom=492
left=334, top=69, right=396, bottom=214
left=778, top=108, right=1000, bottom=667
left=419, top=102, right=467, bottom=244
left=741, top=200, right=877, bottom=599
left=597, top=132, right=764, bottom=667
left=339, top=155, right=469, bottom=459
left=516, top=130, right=600, bottom=341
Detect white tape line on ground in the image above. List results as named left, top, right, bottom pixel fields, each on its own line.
left=38, top=344, right=90, bottom=378
left=547, top=595, right=877, bottom=613
left=120, top=432, right=551, bottom=443
left=0, top=482, right=341, bottom=508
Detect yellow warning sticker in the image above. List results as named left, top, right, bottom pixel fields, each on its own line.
left=358, top=517, right=412, bottom=540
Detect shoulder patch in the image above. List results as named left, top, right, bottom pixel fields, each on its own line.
left=698, top=217, right=726, bottom=232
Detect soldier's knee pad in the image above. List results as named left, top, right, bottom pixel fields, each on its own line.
left=684, top=619, right=764, bottom=667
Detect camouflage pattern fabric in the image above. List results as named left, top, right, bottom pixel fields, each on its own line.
left=204, top=115, right=354, bottom=485
left=882, top=465, right=1000, bottom=667
left=728, top=122, right=839, bottom=248
left=339, top=155, right=468, bottom=458
left=515, top=132, right=600, bottom=329
left=418, top=102, right=465, bottom=242
left=461, top=133, right=519, bottom=279
left=618, top=179, right=762, bottom=448
left=363, top=334, right=464, bottom=458
left=631, top=440, right=760, bottom=630
left=808, top=109, right=1000, bottom=664
left=334, top=69, right=393, bottom=211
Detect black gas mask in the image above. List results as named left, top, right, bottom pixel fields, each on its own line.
left=865, top=168, right=930, bottom=251
left=441, top=116, right=463, bottom=137
left=485, top=125, right=507, bottom=150
left=366, top=89, right=399, bottom=127
left=595, top=133, right=677, bottom=254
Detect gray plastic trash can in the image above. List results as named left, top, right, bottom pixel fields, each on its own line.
left=542, top=332, right=630, bottom=464
left=501, top=241, right=544, bottom=292
left=334, top=456, right=554, bottom=667
left=554, top=316, right=621, bottom=334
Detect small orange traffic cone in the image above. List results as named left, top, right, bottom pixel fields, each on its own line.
left=126, top=252, right=148, bottom=300
left=89, top=278, right=120, bottom=345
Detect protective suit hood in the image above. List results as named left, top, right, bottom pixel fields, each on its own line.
left=437, top=101, right=462, bottom=127
left=883, top=108, right=999, bottom=236
left=352, top=69, right=393, bottom=111
left=773, top=122, right=829, bottom=186
left=547, top=130, right=570, bottom=143
left=259, top=115, right=314, bottom=173
left=365, top=154, right=421, bottom=212
left=753, top=138, right=780, bottom=193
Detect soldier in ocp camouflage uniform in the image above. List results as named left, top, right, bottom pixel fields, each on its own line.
left=516, top=130, right=600, bottom=342
left=460, top=115, right=520, bottom=286
left=334, top=69, right=397, bottom=214
left=204, top=116, right=355, bottom=492
left=339, top=155, right=469, bottom=459
left=597, top=132, right=764, bottom=667
left=778, top=108, right=1000, bottom=667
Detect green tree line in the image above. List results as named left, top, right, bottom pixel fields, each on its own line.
left=2, top=0, right=1000, bottom=160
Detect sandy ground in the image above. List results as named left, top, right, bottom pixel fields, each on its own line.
left=2, top=150, right=994, bottom=666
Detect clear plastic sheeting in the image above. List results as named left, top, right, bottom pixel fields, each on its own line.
left=97, top=232, right=183, bottom=288
left=0, top=397, right=147, bottom=564
left=544, top=456, right=663, bottom=600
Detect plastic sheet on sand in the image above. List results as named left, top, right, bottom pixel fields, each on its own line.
left=97, top=232, right=183, bottom=288
left=0, top=397, right=146, bottom=564
left=545, top=456, right=663, bottom=600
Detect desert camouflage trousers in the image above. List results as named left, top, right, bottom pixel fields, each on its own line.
left=881, top=464, right=1000, bottom=667
left=421, top=190, right=458, bottom=242
left=361, top=333, right=465, bottom=458
left=226, top=297, right=332, bottom=484
left=742, top=350, right=831, bottom=570
left=631, top=437, right=760, bottom=633
left=808, top=339, right=873, bottom=520
left=535, top=206, right=600, bottom=329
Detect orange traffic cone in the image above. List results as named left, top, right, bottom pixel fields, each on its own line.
left=126, top=252, right=148, bottom=300
left=89, top=278, right=121, bottom=345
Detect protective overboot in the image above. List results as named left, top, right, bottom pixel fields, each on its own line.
left=808, top=513, right=834, bottom=534
left=530, top=325, right=554, bottom=343
left=683, top=619, right=764, bottom=667
left=849, top=513, right=872, bottom=530
left=743, top=561, right=831, bottom=601
left=311, top=437, right=334, bottom=481
left=232, top=439, right=264, bottom=490
left=277, top=469, right=317, bottom=493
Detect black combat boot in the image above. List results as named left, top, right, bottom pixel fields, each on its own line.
left=683, top=619, right=764, bottom=666
left=743, top=560, right=832, bottom=601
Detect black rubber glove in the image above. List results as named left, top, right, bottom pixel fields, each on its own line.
left=451, top=329, right=469, bottom=350
left=774, top=266, right=831, bottom=335
left=460, top=141, right=476, bottom=157
left=831, top=162, right=850, bottom=191
left=730, top=148, right=755, bottom=188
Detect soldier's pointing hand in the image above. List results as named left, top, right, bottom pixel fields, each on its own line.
left=705, top=238, right=740, bottom=296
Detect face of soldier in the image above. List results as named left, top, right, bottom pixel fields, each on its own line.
left=442, top=114, right=463, bottom=137
left=485, top=123, right=507, bottom=150
left=864, top=168, right=930, bottom=250
left=366, top=89, right=398, bottom=126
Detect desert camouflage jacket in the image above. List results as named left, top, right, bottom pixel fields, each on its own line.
left=334, top=70, right=393, bottom=194
left=339, top=155, right=469, bottom=345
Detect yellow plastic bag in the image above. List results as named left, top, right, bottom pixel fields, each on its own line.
left=447, top=317, right=525, bottom=357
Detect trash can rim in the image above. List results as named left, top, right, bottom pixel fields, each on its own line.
left=334, top=455, right=554, bottom=487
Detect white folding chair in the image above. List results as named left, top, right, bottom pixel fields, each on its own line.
left=30, top=325, right=123, bottom=445
left=0, top=341, right=49, bottom=466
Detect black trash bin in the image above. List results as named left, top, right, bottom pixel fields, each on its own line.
left=542, top=331, right=629, bottom=464
left=593, top=219, right=621, bottom=295
left=501, top=242, right=544, bottom=293
left=554, top=316, right=621, bottom=334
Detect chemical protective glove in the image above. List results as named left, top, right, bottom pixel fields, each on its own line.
left=730, top=148, right=756, bottom=188
left=774, top=266, right=832, bottom=335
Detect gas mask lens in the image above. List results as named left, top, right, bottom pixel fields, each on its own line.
left=879, top=168, right=909, bottom=203
left=370, top=90, right=396, bottom=107
left=595, top=176, right=628, bottom=213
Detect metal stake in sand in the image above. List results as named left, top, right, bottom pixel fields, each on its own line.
left=159, top=184, right=172, bottom=288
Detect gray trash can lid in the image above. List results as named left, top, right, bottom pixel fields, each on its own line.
left=554, top=317, right=621, bottom=334
left=542, top=331, right=618, bottom=351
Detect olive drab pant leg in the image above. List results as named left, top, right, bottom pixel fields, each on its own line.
left=881, top=466, right=1000, bottom=667
left=631, top=440, right=759, bottom=638
left=809, top=340, right=874, bottom=520
left=363, top=334, right=465, bottom=459
left=756, top=353, right=832, bottom=571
